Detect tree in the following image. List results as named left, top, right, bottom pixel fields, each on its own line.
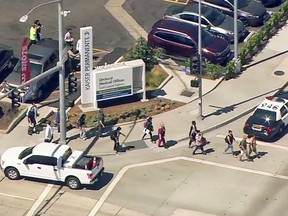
left=124, top=37, right=162, bottom=70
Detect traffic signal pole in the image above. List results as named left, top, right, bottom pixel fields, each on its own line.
left=198, top=0, right=203, bottom=120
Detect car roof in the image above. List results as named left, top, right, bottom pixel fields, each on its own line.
left=257, top=96, right=288, bottom=112
left=33, top=143, right=70, bottom=158
left=151, top=19, right=198, bottom=36
left=0, top=43, right=12, bottom=51
left=28, top=45, right=55, bottom=64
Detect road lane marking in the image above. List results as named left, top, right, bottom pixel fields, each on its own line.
left=0, top=192, right=35, bottom=201
left=216, top=134, right=288, bottom=151
left=88, top=156, right=288, bottom=216
left=26, top=184, right=54, bottom=216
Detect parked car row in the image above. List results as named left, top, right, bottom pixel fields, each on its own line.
left=148, top=0, right=283, bottom=64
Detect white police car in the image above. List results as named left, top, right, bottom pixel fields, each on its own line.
left=243, top=96, right=288, bottom=140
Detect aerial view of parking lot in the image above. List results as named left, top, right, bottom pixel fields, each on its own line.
left=0, top=0, right=288, bottom=215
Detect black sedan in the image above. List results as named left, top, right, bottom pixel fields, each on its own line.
left=191, top=0, right=270, bottom=27
left=261, top=0, right=282, bottom=7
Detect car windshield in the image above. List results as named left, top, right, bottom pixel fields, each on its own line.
left=62, top=148, right=72, bottom=164
left=228, top=0, right=249, bottom=8
left=195, top=30, right=214, bottom=46
left=253, top=109, right=276, bottom=122
left=205, top=9, right=225, bottom=26
left=18, top=146, right=34, bottom=160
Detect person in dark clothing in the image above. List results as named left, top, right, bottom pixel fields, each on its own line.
left=77, top=114, right=87, bottom=140
left=223, top=130, right=236, bottom=156
left=188, top=120, right=198, bottom=148
left=110, top=127, right=125, bottom=153
left=142, top=116, right=154, bottom=142
left=34, top=20, right=43, bottom=42
left=97, top=109, right=105, bottom=137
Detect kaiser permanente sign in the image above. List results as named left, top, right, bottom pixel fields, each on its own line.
left=79, top=27, right=146, bottom=108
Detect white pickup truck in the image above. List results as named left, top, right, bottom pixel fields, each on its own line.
left=0, top=142, right=104, bottom=189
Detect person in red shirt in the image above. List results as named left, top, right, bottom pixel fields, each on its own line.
left=158, top=123, right=166, bottom=148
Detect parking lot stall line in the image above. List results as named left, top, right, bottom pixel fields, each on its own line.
left=88, top=156, right=288, bottom=216
left=25, top=183, right=54, bottom=216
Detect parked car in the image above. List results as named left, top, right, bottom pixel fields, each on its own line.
left=190, top=0, right=270, bottom=27
left=6, top=38, right=70, bottom=102
left=148, top=19, right=233, bottom=65
left=0, top=43, right=14, bottom=78
left=0, top=142, right=105, bottom=189
left=164, top=4, right=249, bottom=43
left=261, top=0, right=282, bottom=7
left=243, top=96, right=288, bottom=141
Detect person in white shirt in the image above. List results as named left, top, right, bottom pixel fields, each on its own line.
left=64, top=29, right=74, bottom=47
left=76, top=39, right=81, bottom=55
left=44, top=120, right=53, bottom=142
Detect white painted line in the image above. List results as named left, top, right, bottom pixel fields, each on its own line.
left=88, top=156, right=288, bottom=216
left=216, top=134, right=288, bottom=151
left=25, top=184, right=53, bottom=216
left=0, top=192, right=35, bottom=201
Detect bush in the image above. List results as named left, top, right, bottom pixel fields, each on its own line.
left=123, top=36, right=162, bottom=70
left=223, top=61, right=236, bottom=80
left=205, top=63, right=223, bottom=80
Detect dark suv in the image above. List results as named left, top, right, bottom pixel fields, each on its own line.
left=148, top=19, right=232, bottom=65
left=0, top=43, right=14, bottom=79
left=191, top=0, right=270, bottom=27
left=6, top=39, right=68, bottom=102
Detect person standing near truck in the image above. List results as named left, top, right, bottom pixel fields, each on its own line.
left=28, top=24, right=37, bottom=48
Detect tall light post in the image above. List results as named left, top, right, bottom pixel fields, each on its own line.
left=20, top=0, right=67, bottom=144
left=198, top=0, right=203, bottom=120
left=234, top=0, right=238, bottom=62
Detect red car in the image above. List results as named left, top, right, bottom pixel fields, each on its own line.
left=148, top=19, right=233, bottom=65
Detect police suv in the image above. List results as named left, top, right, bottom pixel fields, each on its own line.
left=243, top=96, right=288, bottom=141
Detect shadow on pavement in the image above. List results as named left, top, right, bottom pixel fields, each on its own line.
left=203, top=88, right=278, bottom=119
left=85, top=172, right=114, bottom=190
left=166, top=140, right=177, bottom=148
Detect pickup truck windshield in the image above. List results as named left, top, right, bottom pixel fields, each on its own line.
left=62, top=148, right=72, bottom=164
left=18, top=146, right=34, bottom=159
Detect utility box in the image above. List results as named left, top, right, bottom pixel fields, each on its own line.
left=190, top=79, right=199, bottom=88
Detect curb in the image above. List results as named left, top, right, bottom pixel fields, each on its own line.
left=0, top=108, right=28, bottom=134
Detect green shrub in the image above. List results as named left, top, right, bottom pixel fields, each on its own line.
left=205, top=63, right=223, bottom=80
left=123, top=36, right=162, bottom=70
left=146, top=71, right=166, bottom=88
left=223, top=61, right=236, bottom=80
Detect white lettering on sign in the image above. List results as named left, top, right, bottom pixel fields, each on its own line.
left=80, top=26, right=93, bottom=104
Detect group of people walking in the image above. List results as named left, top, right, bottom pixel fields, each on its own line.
left=26, top=104, right=262, bottom=160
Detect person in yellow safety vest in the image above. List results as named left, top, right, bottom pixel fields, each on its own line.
left=28, top=24, right=37, bottom=49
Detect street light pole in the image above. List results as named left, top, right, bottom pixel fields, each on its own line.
left=58, top=0, right=66, bottom=144
left=198, top=0, right=203, bottom=120
left=19, top=0, right=67, bottom=143
left=234, top=0, right=238, bottom=61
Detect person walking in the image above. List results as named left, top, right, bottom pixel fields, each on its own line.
left=157, top=123, right=166, bottom=148
left=34, top=20, right=43, bottom=42
left=97, top=109, right=105, bottom=137
left=77, top=114, right=87, bottom=140
left=27, top=103, right=39, bottom=135
left=44, top=120, right=53, bottom=142
left=141, top=116, right=154, bottom=142
left=239, top=135, right=248, bottom=162
left=64, top=28, right=74, bottom=47
left=28, top=24, right=37, bottom=48
left=110, top=127, right=125, bottom=153
left=192, top=131, right=206, bottom=155
left=247, top=134, right=260, bottom=159
left=188, top=120, right=198, bottom=148
left=223, top=130, right=236, bottom=156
